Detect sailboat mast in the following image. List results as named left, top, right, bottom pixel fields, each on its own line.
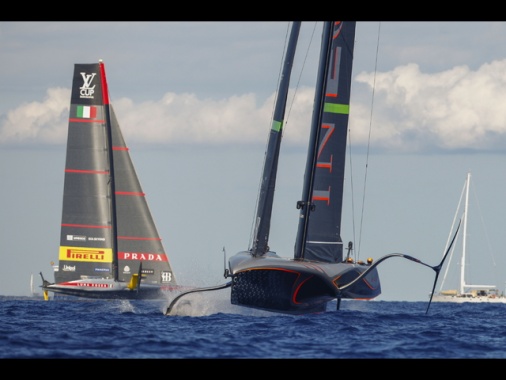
left=294, top=22, right=334, bottom=260
left=99, top=61, right=119, bottom=281
left=251, top=21, right=301, bottom=256
left=460, top=172, right=471, bottom=294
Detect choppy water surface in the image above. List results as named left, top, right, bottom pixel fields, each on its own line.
left=1, top=294, right=505, bottom=359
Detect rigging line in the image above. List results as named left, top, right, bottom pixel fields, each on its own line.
left=347, top=102, right=357, bottom=260
left=284, top=21, right=318, bottom=124
left=248, top=22, right=293, bottom=248
left=468, top=175, right=499, bottom=288
left=347, top=27, right=357, bottom=257
left=248, top=22, right=293, bottom=251
left=438, top=177, right=466, bottom=292
left=249, top=21, right=317, bottom=251
left=357, top=21, right=381, bottom=258
left=470, top=175, right=497, bottom=268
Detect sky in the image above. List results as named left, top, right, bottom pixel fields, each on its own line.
left=2, top=21, right=506, bottom=303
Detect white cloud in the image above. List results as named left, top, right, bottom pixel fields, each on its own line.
left=4, top=59, right=506, bottom=153
left=0, top=86, right=315, bottom=148
left=355, top=59, right=506, bottom=152
left=0, top=87, right=69, bottom=145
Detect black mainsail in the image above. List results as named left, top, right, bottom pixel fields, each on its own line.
left=41, top=61, right=179, bottom=300
left=294, top=21, right=353, bottom=263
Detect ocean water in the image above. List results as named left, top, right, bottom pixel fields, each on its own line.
left=1, top=293, right=506, bottom=359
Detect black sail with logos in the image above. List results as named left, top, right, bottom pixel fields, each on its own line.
left=57, top=63, right=114, bottom=284
left=294, top=21, right=355, bottom=263
left=41, top=61, right=180, bottom=300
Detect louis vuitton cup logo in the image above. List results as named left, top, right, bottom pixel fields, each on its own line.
left=79, top=72, right=97, bottom=99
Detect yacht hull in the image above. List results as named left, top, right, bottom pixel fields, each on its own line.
left=229, top=251, right=381, bottom=314
left=43, top=280, right=183, bottom=300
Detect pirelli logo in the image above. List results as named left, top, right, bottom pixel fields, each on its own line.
left=59, top=246, right=113, bottom=263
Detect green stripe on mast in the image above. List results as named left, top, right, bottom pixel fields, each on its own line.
left=271, top=120, right=283, bottom=132
left=324, top=103, right=349, bottom=114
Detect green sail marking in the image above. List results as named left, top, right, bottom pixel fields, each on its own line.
left=272, top=120, right=283, bottom=132
left=324, top=103, right=349, bottom=114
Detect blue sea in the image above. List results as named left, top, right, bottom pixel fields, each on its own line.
left=1, top=294, right=506, bottom=359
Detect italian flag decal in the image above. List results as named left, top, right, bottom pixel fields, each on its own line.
left=76, top=105, right=97, bottom=119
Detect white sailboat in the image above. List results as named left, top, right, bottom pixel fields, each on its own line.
left=433, top=172, right=506, bottom=303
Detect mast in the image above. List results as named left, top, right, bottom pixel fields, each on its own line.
left=294, top=21, right=356, bottom=262
left=460, top=172, right=471, bottom=294
left=251, top=22, right=301, bottom=256
left=99, top=61, right=119, bottom=281
left=294, top=22, right=334, bottom=260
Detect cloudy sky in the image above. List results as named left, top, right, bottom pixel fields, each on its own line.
left=2, top=21, right=506, bottom=305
